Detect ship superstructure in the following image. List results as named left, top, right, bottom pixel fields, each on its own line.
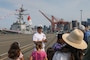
left=10, top=5, right=33, bottom=34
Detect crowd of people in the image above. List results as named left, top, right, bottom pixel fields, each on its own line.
left=7, top=24, right=90, bottom=60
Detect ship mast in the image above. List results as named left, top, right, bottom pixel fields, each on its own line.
left=15, top=5, right=28, bottom=24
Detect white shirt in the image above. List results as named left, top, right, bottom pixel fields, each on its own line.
left=52, top=51, right=71, bottom=60
left=33, top=32, right=46, bottom=51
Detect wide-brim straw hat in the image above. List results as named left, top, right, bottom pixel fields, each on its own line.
left=62, top=29, right=87, bottom=49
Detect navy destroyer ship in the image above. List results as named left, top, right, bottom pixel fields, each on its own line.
left=10, top=5, right=33, bottom=34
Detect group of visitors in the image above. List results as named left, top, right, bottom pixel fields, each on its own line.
left=7, top=24, right=90, bottom=60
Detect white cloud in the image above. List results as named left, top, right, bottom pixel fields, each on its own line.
left=0, top=0, right=90, bottom=28
left=0, top=7, right=17, bottom=28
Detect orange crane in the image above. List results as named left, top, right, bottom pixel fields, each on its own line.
left=39, top=10, right=68, bottom=32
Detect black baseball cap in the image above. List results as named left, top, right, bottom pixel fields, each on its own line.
left=57, top=33, right=63, bottom=40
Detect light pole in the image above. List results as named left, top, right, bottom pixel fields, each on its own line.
left=80, top=10, right=83, bottom=25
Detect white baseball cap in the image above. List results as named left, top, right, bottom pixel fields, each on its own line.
left=79, top=25, right=85, bottom=31
left=37, top=24, right=43, bottom=29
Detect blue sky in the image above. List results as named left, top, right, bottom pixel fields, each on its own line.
left=0, top=0, right=90, bottom=29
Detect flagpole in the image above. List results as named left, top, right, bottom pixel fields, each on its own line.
left=80, top=10, right=83, bottom=25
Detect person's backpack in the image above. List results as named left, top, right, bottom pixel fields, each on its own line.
left=47, top=47, right=55, bottom=60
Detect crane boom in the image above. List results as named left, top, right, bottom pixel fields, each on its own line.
left=39, top=10, right=52, bottom=23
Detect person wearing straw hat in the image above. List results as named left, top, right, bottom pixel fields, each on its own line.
left=53, top=29, right=87, bottom=60
left=62, top=29, right=87, bottom=60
